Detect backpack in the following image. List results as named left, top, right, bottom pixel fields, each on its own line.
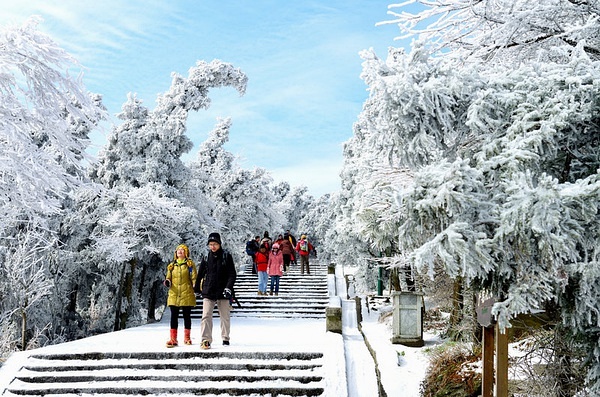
left=245, top=240, right=255, bottom=256
left=261, top=238, right=271, bottom=251
left=299, top=239, right=308, bottom=252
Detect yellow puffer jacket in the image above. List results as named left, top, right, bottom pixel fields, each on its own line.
left=165, top=259, right=197, bottom=307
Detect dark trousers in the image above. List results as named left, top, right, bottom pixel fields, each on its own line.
left=251, top=254, right=257, bottom=274
left=282, top=254, right=291, bottom=271
left=170, top=306, right=192, bottom=329
left=300, top=255, right=310, bottom=274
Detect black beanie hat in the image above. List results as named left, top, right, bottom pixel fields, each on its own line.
left=207, top=232, right=222, bottom=245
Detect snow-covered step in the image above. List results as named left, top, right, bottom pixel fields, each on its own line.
left=6, top=351, right=325, bottom=396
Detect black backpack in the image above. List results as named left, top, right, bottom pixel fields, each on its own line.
left=245, top=240, right=256, bottom=256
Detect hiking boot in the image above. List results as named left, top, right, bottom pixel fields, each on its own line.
left=166, top=329, right=178, bottom=348
left=223, top=340, right=230, bottom=346
left=201, top=340, right=211, bottom=350
left=269, top=291, right=273, bottom=295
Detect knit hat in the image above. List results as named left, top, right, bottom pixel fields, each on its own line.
left=207, top=232, right=222, bottom=245
left=174, top=244, right=190, bottom=261
left=272, top=243, right=280, bottom=250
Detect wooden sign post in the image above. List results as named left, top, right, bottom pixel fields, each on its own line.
left=477, top=297, right=508, bottom=397
left=496, top=325, right=509, bottom=397
left=482, top=326, right=495, bottom=397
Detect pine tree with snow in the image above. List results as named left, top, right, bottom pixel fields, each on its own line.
left=343, top=1, right=600, bottom=392
left=0, top=17, right=106, bottom=354
left=85, top=60, right=248, bottom=331
left=190, top=118, right=283, bottom=264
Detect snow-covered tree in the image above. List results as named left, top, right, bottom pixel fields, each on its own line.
left=296, top=193, right=333, bottom=257
left=190, top=118, right=282, bottom=264
left=85, top=60, right=247, bottom=330
left=0, top=17, right=104, bottom=231
left=274, top=184, right=313, bottom=234
left=383, top=0, right=600, bottom=64
left=0, top=232, right=54, bottom=350
left=0, top=17, right=105, bottom=355
left=344, top=0, right=600, bottom=392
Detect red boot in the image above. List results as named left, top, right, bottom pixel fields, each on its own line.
left=166, top=329, right=178, bottom=348
left=184, top=329, right=192, bottom=345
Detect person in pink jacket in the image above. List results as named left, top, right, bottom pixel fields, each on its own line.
left=267, top=243, right=284, bottom=295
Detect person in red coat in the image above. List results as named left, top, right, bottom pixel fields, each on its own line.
left=295, top=235, right=314, bottom=275
left=255, top=244, right=269, bottom=295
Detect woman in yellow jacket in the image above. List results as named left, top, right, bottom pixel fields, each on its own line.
left=164, top=244, right=197, bottom=347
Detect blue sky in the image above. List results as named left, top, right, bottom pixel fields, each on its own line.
left=2, top=1, right=407, bottom=197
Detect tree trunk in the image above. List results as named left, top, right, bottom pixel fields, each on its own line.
left=471, top=292, right=482, bottom=344
left=146, top=254, right=164, bottom=322
left=138, top=260, right=147, bottom=298
left=147, top=279, right=160, bottom=322
left=113, top=261, right=127, bottom=331
left=447, top=276, right=464, bottom=340
left=551, top=322, right=577, bottom=396
left=389, top=267, right=401, bottom=292
left=118, top=258, right=136, bottom=331
left=21, top=308, right=27, bottom=351
left=404, top=264, right=415, bottom=292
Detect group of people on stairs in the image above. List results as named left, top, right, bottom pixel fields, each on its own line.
left=162, top=230, right=316, bottom=350
left=248, top=231, right=315, bottom=295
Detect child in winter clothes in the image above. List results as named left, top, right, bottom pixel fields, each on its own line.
left=267, top=243, right=284, bottom=295
left=255, top=244, right=269, bottom=295
left=164, top=243, right=197, bottom=347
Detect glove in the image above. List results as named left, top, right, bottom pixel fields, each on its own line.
left=223, top=288, right=232, bottom=299
left=163, top=279, right=171, bottom=288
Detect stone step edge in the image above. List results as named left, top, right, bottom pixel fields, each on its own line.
left=7, top=384, right=325, bottom=396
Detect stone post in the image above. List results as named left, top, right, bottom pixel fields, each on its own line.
left=391, top=291, right=424, bottom=347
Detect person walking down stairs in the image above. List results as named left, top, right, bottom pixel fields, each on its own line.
left=197, top=232, right=237, bottom=349
left=267, top=243, right=284, bottom=296
left=255, top=244, right=269, bottom=295
left=163, top=244, right=197, bottom=347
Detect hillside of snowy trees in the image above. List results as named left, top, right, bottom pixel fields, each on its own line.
left=1, top=1, right=600, bottom=395
left=0, top=17, right=317, bottom=353
left=339, top=1, right=600, bottom=395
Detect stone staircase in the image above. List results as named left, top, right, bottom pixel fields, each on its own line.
left=191, top=261, right=329, bottom=319
left=1, top=258, right=338, bottom=396
left=6, top=351, right=326, bottom=396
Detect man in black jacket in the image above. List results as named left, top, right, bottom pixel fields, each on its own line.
left=197, top=232, right=237, bottom=349
left=245, top=235, right=260, bottom=274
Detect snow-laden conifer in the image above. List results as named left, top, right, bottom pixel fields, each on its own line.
left=344, top=1, right=600, bottom=391
left=190, top=118, right=282, bottom=263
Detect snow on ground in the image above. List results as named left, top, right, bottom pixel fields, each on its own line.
left=0, top=316, right=348, bottom=396
left=1, top=259, right=442, bottom=397
left=357, top=298, right=442, bottom=396
left=0, top=304, right=440, bottom=397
